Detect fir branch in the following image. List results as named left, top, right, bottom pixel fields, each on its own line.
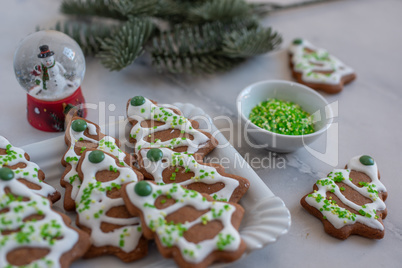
left=152, top=0, right=198, bottom=23
left=54, top=21, right=116, bottom=55
left=188, top=0, right=251, bottom=23
left=221, top=27, right=282, bottom=58
left=61, top=0, right=124, bottom=20
left=55, top=0, right=309, bottom=74
left=150, top=19, right=270, bottom=73
left=110, top=0, right=159, bottom=17
left=97, top=18, right=155, bottom=71
left=61, top=0, right=161, bottom=19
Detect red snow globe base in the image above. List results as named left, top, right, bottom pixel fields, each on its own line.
left=27, top=87, right=86, bottom=132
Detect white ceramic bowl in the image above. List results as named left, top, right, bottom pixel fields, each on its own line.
left=236, top=80, right=333, bottom=153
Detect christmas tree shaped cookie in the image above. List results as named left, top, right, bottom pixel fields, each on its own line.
left=301, top=155, right=388, bottom=239
left=122, top=181, right=246, bottom=268
left=0, top=136, right=60, bottom=203
left=75, top=149, right=148, bottom=262
left=126, top=96, right=218, bottom=156
left=137, top=148, right=250, bottom=203
left=61, top=116, right=131, bottom=211
left=0, top=167, right=91, bottom=267
left=289, top=38, right=356, bottom=94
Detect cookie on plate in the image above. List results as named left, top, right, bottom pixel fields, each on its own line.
left=61, top=116, right=132, bottom=211
left=75, top=149, right=148, bottom=262
left=0, top=167, right=90, bottom=267
left=122, top=181, right=246, bottom=268
left=301, top=155, right=387, bottom=239
left=289, top=38, right=356, bottom=94
left=0, top=136, right=60, bottom=203
left=126, top=96, right=218, bottom=156
left=137, top=148, right=249, bottom=203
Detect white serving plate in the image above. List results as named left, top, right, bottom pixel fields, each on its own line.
left=22, top=103, right=291, bottom=267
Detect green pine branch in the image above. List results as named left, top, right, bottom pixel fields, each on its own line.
left=150, top=19, right=279, bottom=73
left=97, top=18, right=155, bottom=71
left=109, top=0, right=159, bottom=17
left=221, top=27, right=282, bottom=58
left=61, top=0, right=124, bottom=20
left=54, top=21, right=117, bottom=55
left=188, top=0, right=251, bottom=23
left=61, top=0, right=255, bottom=23
left=55, top=0, right=292, bottom=73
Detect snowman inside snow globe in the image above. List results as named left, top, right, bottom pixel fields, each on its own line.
left=14, top=30, right=86, bottom=132
left=32, top=44, right=76, bottom=96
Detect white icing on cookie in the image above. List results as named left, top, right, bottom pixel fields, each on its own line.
left=124, top=182, right=242, bottom=264
left=75, top=151, right=142, bottom=252
left=289, top=39, right=354, bottom=85
left=305, top=155, right=387, bottom=230
left=0, top=136, right=57, bottom=198
left=126, top=97, right=210, bottom=153
left=63, top=120, right=128, bottom=200
left=0, top=178, right=79, bottom=268
left=140, top=148, right=240, bottom=202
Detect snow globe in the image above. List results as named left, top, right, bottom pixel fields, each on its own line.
left=14, top=30, right=86, bottom=132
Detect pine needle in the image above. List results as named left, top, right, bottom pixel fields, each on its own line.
left=97, top=18, right=155, bottom=71
left=111, top=0, right=159, bottom=17
left=54, top=21, right=117, bottom=55
left=222, top=27, right=282, bottom=58
left=188, top=0, right=251, bottom=23
left=55, top=0, right=292, bottom=73
left=61, top=0, right=124, bottom=20
left=151, top=19, right=264, bottom=73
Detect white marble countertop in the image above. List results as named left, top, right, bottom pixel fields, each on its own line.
left=1, top=0, right=401, bottom=267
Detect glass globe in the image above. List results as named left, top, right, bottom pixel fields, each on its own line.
left=13, top=30, right=85, bottom=101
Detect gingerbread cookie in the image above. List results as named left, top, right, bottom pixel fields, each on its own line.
left=61, top=116, right=131, bottom=211
left=126, top=96, right=218, bottom=156
left=122, top=181, right=246, bottom=268
left=0, top=167, right=90, bottom=267
left=0, top=136, right=60, bottom=203
left=75, top=149, right=148, bottom=262
left=289, top=38, right=356, bottom=94
left=137, top=148, right=249, bottom=203
left=301, top=155, right=387, bottom=240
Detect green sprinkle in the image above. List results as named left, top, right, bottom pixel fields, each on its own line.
left=216, top=233, right=235, bottom=251
left=249, top=98, right=315, bottom=135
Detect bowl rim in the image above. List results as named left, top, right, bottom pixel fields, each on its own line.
left=236, top=79, right=334, bottom=139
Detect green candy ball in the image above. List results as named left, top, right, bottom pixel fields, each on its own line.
left=0, top=167, right=14, bottom=181
left=131, top=96, right=146, bottom=106
left=293, top=38, right=303, bottom=45
left=88, top=150, right=105, bottom=164
left=135, top=181, right=152, bottom=196
left=72, top=119, right=87, bottom=132
left=147, top=148, right=163, bottom=162
left=359, top=155, right=374, bottom=166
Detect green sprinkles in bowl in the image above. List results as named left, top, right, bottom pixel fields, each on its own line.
left=249, top=98, right=315, bottom=135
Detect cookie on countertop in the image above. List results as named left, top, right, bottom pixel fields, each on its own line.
left=0, top=167, right=91, bottom=267
left=126, top=96, right=218, bottom=157
left=75, top=149, right=148, bottom=262
left=289, top=38, right=356, bottom=94
left=137, top=148, right=250, bottom=203
left=61, top=116, right=132, bottom=211
left=300, top=155, right=387, bottom=240
left=0, top=136, right=60, bottom=203
left=122, top=181, right=246, bottom=268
